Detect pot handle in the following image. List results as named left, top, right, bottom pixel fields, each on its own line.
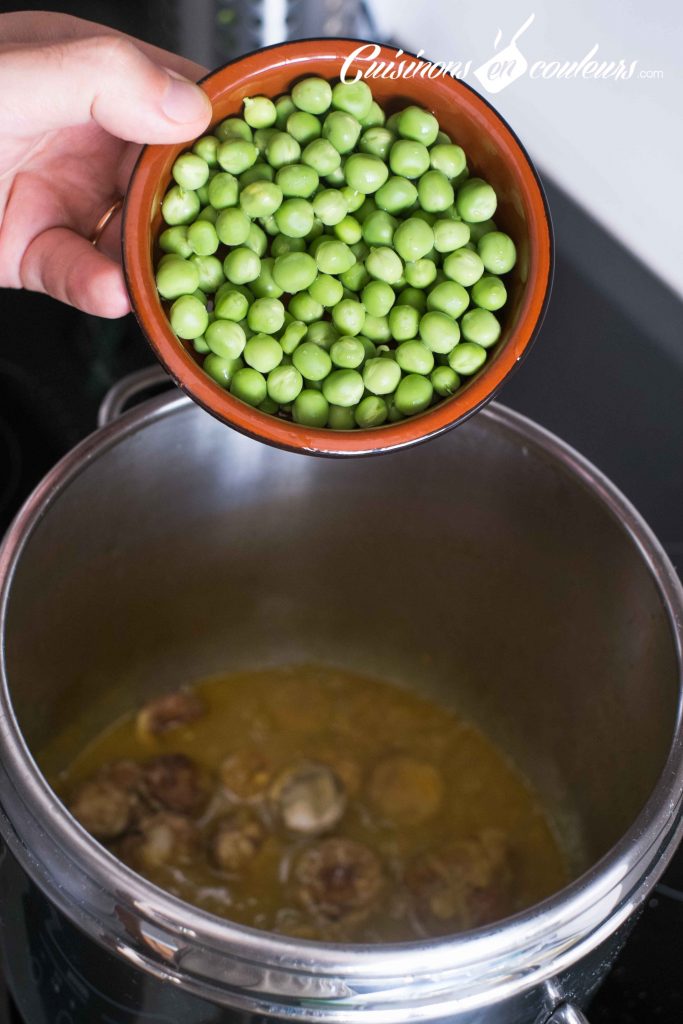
left=546, top=1004, right=591, bottom=1024
left=97, top=366, right=175, bottom=428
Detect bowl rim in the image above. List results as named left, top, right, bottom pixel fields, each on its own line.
left=122, top=37, right=554, bottom=458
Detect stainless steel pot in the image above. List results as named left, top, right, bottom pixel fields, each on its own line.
left=0, top=379, right=681, bottom=1024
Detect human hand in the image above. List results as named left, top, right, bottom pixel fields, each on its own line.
left=0, top=12, right=212, bottom=317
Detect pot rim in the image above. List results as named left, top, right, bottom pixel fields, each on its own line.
left=0, top=397, right=682, bottom=1020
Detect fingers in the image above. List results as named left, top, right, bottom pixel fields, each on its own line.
left=20, top=226, right=131, bottom=318
left=0, top=32, right=212, bottom=144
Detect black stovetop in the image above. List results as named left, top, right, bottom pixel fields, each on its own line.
left=1, top=174, right=682, bottom=1022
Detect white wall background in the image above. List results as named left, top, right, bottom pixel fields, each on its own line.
left=369, top=0, right=683, bottom=297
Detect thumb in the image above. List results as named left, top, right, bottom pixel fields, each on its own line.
left=0, top=34, right=212, bottom=143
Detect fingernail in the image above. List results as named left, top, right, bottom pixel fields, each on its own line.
left=161, top=76, right=210, bottom=124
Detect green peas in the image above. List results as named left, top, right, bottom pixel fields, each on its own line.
left=404, top=258, right=437, bottom=289
left=393, top=218, right=434, bottom=261
left=216, top=117, right=252, bottom=142
left=341, top=186, right=365, bottom=213
left=280, top=320, right=308, bottom=354
left=205, top=319, right=246, bottom=359
left=293, top=342, right=332, bottom=381
left=331, top=80, right=373, bottom=119
left=293, top=389, right=329, bottom=426
left=288, top=291, right=323, bottom=323
left=330, top=337, right=366, bottom=368
left=429, top=144, right=467, bottom=179
left=322, top=368, right=365, bottom=407
left=245, top=222, right=268, bottom=257
left=365, top=246, right=403, bottom=284
left=193, top=136, right=219, bottom=167
left=274, top=198, right=315, bottom=238
left=243, top=95, right=277, bottom=128
left=397, top=106, right=439, bottom=146
left=394, top=374, right=433, bottom=415
left=217, top=139, right=258, bottom=174
left=431, top=365, right=461, bottom=396
left=460, top=309, right=501, bottom=348
left=456, top=177, right=498, bottom=223
left=331, top=298, right=365, bottom=336
left=417, top=170, right=454, bottom=213
left=323, top=111, right=362, bottom=154
left=214, top=285, right=249, bottom=321
left=359, top=101, right=385, bottom=128
left=359, top=127, right=395, bottom=161
left=355, top=395, right=388, bottom=427
left=250, top=258, right=284, bottom=299
left=276, top=163, right=319, bottom=198
left=223, top=248, right=261, bottom=285
left=443, top=248, right=485, bottom=287
left=159, top=225, right=192, bottom=258
left=215, top=208, right=251, bottom=246
left=426, top=280, right=470, bottom=319
left=267, top=364, right=303, bottom=403
left=374, top=176, right=418, bottom=213
left=468, top=218, right=497, bottom=243
left=334, top=215, right=362, bottom=244
left=190, top=254, right=224, bottom=292
left=471, top=274, right=507, bottom=311
left=301, top=139, right=341, bottom=176
left=448, top=341, right=487, bottom=374
left=172, top=153, right=210, bottom=190
left=306, top=321, right=339, bottom=350
left=203, top=354, right=244, bottom=387
left=239, top=181, right=283, bottom=218
left=362, top=280, right=395, bottom=317
left=344, top=154, right=389, bottom=194
left=286, top=111, right=322, bottom=145
left=419, top=310, right=460, bottom=353
left=170, top=294, right=208, bottom=339
left=207, top=172, right=239, bottom=209
left=230, top=367, right=267, bottom=406
left=396, top=340, right=435, bottom=375
left=247, top=297, right=285, bottom=334
left=239, top=162, right=275, bottom=187
left=161, top=186, right=200, bottom=225
left=274, top=94, right=296, bottom=127
left=389, top=140, right=430, bottom=179
left=253, top=128, right=277, bottom=155
left=265, top=131, right=301, bottom=168
left=362, top=210, right=397, bottom=247
left=398, top=286, right=427, bottom=312
left=292, top=77, right=333, bottom=115
left=244, top=334, right=283, bottom=373
left=433, top=219, right=470, bottom=253
left=363, top=357, right=401, bottom=396
left=315, top=240, right=356, bottom=275
left=478, top=231, right=517, bottom=274
left=186, top=219, right=218, bottom=256
left=340, top=262, right=370, bottom=292
left=270, top=235, right=305, bottom=258
left=328, top=405, right=356, bottom=429
left=313, top=189, right=348, bottom=226
left=156, top=257, right=199, bottom=300
left=272, top=252, right=318, bottom=293
left=308, top=273, right=344, bottom=307
left=388, top=304, right=420, bottom=341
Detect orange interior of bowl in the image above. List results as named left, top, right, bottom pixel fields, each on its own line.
left=123, top=39, right=552, bottom=456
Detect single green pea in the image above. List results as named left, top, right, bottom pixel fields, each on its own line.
left=396, top=105, right=439, bottom=146
left=315, top=239, right=356, bottom=275
left=193, top=336, right=211, bottom=354
left=456, top=177, right=498, bottom=223
left=419, top=310, right=460, bottom=353
left=214, top=284, right=249, bottom=321
left=404, top=257, right=437, bottom=289
left=321, top=163, right=344, bottom=188
left=161, top=186, right=200, bottom=225
left=393, top=217, right=434, bottom=262
left=426, top=280, right=470, bottom=319
left=312, top=189, right=348, bottom=226
left=385, top=111, right=401, bottom=132
left=334, top=215, right=362, bottom=244
left=308, top=273, right=344, bottom=308
left=267, top=364, right=303, bottom=403
left=301, top=138, right=341, bottom=176
left=203, top=354, right=244, bottom=387
left=468, top=218, right=497, bottom=243
left=389, top=140, right=430, bottom=179
left=244, top=334, right=283, bottom=373
left=417, top=169, right=455, bottom=213
left=339, top=262, right=370, bottom=292
left=395, top=340, right=435, bottom=375
left=477, top=231, right=517, bottom=274
left=443, top=248, right=485, bottom=287
left=448, top=341, right=488, bottom=375
left=431, top=364, right=461, bottom=396
left=265, top=131, right=301, bottom=168
left=276, top=163, right=319, bottom=198
left=321, top=110, right=361, bottom=154
left=306, top=320, right=339, bottom=350
left=190, top=254, right=224, bottom=292
left=195, top=180, right=210, bottom=207
left=331, top=79, right=373, bottom=119
left=285, top=110, right=322, bottom=146
left=169, top=294, right=208, bottom=339
left=394, top=373, right=433, bottom=415
left=239, top=181, right=283, bottom=218
left=205, top=319, right=246, bottom=359
left=429, top=143, right=467, bottom=179
left=288, top=291, right=324, bottom=323
left=374, top=175, right=418, bottom=214
left=433, top=218, right=470, bottom=253
left=354, top=197, right=377, bottom=225
left=155, top=257, right=199, bottom=300
left=331, top=298, right=365, bottom=336
left=274, top=198, right=315, bottom=238
left=195, top=205, right=218, bottom=224
left=230, top=367, right=267, bottom=406
left=247, top=297, right=286, bottom=334
left=217, top=139, right=258, bottom=174
left=223, top=247, right=261, bottom=284
left=359, top=127, right=395, bottom=160
left=460, top=308, right=501, bottom=348
left=245, top=222, right=268, bottom=257
left=362, top=357, right=401, bottom=396
left=330, top=336, right=366, bottom=369
left=388, top=304, right=420, bottom=341
left=159, top=225, right=192, bottom=257
left=355, top=395, right=388, bottom=428
left=322, top=368, right=365, bottom=407
left=172, top=153, right=210, bottom=191
left=207, top=172, right=239, bottom=209
left=275, top=94, right=297, bottom=127
left=193, top=135, right=219, bottom=167
left=250, top=258, right=284, bottom=299
left=216, top=207, right=251, bottom=246
left=361, top=314, right=391, bottom=343
left=271, top=251, right=318, bottom=293
left=293, top=389, right=329, bottom=426
left=271, top=234, right=306, bottom=258
left=361, top=279, right=395, bottom=317
left=397, top=286, right=427, bottom=312
left=292, top=77, right=333, bottom=115
left=344, top=153, right=389, bottom=194
left=328, top=404, right=357, bottom=429
left=358, top=100, right=385, bottom=128
left=361, top=210, right=397, bottom=247
left=216, top=117, right=253, bottom=142
left=280, top=320, right=308, bottom=354
left=239, top=162, right=275, bottom=187
left=341, top=186, right=365, bottom=213
left=259, top=396, right=279, bottom=415
left=365, top=246, right=403, bottom=284
left=471, top=274, right=508, bottom=311
left=243, top=95, right=277, bottom=128
left=292, top=341, right=333, bottom=381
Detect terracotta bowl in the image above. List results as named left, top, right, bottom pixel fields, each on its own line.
left=122, top=39, right=553, bottom=457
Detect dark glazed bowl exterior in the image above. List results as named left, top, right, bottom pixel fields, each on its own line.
left=123, top=39, right=553, bottom=456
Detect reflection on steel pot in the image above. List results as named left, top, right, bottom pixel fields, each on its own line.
left=0, top=384, right=681, bottom=1024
